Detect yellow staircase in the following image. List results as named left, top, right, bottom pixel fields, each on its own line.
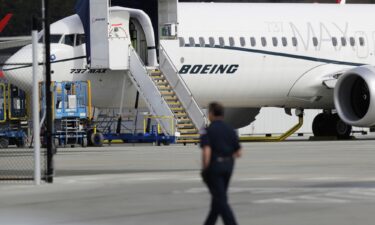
left=150, top=70, right=200, bottom=144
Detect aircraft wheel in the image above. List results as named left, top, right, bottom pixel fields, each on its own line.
left=332, top=114, right=352, bottom=139
left=312, top=113, right=332, bottom=136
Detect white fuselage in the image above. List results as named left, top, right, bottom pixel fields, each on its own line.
left=4, top=3, right=375, bottom=113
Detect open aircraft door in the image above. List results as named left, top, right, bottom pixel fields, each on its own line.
left=90, top=0, right=131, bottom=70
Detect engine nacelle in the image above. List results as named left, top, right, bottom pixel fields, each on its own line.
left=334, top=66, right=375, bottom=127
left=223, top=108, right=260, bottom=129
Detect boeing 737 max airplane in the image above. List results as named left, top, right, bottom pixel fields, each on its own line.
left=3, top=2, right=375, bottom=139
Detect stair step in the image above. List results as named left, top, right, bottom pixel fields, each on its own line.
left=179, top=134, right=200, bottom=138
left=164, top=96, right=178, bottom=101
left=170, top=107, right=185, bottom=111
left=176, top=139, right=199, bottom=144
left=160, top=91, right=175, bottom=96
left=158, top=86, right=172, bottom=91
left=167, top=101, right=181, bottom=105
left=177, top=119, right=192, bottom=123
left=168, top=104, right=182, bottom=108
left=179, top=129, right=198, bottom=134
left=177, top=123, right=194, bottom=128
left=149, top=70, right=162, bottom=75
left=152, top=77, right=166, bottom=81
left=155, top=81, right=168, bottom=85
left=150, top=75, right=163, bottom=80
left=174, top=112, right=187, bottom=116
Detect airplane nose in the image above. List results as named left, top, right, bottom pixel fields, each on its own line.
left=2, top=44, right=43, bottom=92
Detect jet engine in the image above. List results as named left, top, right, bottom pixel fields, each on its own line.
left=334, top=66, right=375, bottom=127
left=223, top=108, right=260, bottom=129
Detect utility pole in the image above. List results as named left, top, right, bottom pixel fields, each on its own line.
left=42, top=0, right=54, bottom=183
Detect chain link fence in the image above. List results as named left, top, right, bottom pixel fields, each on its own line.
left=0, top=149, right=46, bottom=181
left=0, top=38, right=47, bottom=182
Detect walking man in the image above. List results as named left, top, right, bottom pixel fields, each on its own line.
left=200, top=102, right=242, bottom=225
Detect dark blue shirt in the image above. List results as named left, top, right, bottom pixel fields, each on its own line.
left=200, top=120, right=241, bottom=157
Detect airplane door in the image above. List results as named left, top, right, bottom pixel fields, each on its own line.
left=130, top=19, right=148, bottom=65
left=108, top=11, right=131, bottom=70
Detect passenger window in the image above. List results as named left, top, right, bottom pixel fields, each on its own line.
left=350, top=37, right=355, bottom=46
left=332, top=37, right=338, bottom=47
left=75, top=34, right=86, bottom=46
left=240, top=37, right=246, bottom=47
left=282, top=37, right=287, bottom=47
left=261, top=37, right=267, bottom=47
left=312, top=37, right=318, bottom=47
left=359, top=37, right=365, bottom=46
left=64, top=34, right=75, bottom=46
left=219, top=37, right=225, bottom=47
left=209, top=37, right=215, bottom=47
left=341, top=37, right=347, bottom=47
left=189, top=37, right=195, bottom=46
left=250, top=37, right=256, bottom=47
left=292, top=37, right=298, bottom=47
left=179, top=37, right=185, bottom=47
left=272, top=37, right=278, bottom=47
left=229, top=37, right=235, bottom=47
left=199, top=37, right=205, bottom=47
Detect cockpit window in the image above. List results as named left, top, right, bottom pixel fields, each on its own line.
left=63, top=34, right=75, bottom=46
left=38, top=34, right=63, bottom=43
left=75, top=34, right=86, bottom=46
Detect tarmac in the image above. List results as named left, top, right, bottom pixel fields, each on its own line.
left=1, top=139, right=375, bottom=225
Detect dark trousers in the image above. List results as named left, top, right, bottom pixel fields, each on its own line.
left=203, top=159, right=237, bottom=225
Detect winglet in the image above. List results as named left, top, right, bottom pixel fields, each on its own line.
left=336, top=0, right=346, bottom=4
left=0, top=13, right=13, bottom=33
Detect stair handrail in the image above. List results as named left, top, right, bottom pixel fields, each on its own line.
left=159, top=44, right=208, bottom=129
left=128, top=47, right=175, bottom=136
left=159, top=44, right=194, bottom=97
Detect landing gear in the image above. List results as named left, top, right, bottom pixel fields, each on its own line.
left=332, top=114, right=352, bottom=139
left=312, top=113, right=352, bottom=139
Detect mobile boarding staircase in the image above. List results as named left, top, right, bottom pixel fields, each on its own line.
left=128, top=46, right=207, bottom=144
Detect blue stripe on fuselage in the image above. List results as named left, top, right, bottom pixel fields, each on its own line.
left=183, top=44, right=365, bottom=67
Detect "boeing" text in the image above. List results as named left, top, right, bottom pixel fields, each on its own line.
left=179, top=64, right=239, bottom=74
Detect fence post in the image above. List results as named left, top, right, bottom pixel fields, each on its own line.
left=32, top=16, right=41, bottom=185
left=43, top=0, right=54, bottom=183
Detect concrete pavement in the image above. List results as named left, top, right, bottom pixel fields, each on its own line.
left=1, top=140, right=375, bottom=225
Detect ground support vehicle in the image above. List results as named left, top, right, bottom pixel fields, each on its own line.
left=0, top=83, right=28, bottom=148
